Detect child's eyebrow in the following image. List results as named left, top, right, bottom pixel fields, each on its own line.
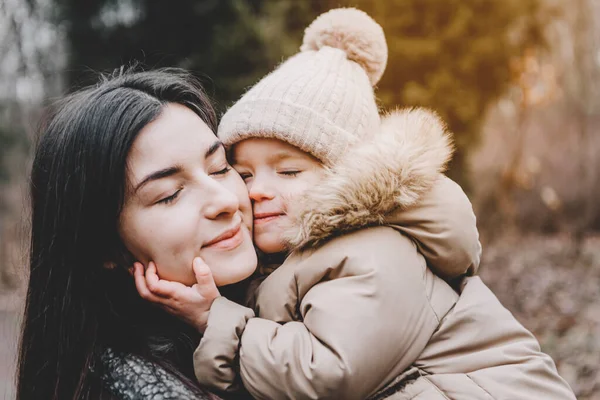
left=269, top=152, right=295, bottom=162
left=233, top=151, right=296, bottom=166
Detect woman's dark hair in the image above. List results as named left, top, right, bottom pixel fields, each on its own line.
left=17, top=67, right=218, bottom=399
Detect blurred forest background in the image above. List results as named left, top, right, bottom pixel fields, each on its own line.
left=1, top=0, right=599, bottom=398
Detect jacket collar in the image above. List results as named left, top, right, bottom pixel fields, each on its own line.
left=283, top=107, right=454, bottom=250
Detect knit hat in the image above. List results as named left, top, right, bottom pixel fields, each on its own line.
left=218, top=8, right=388, bottom=165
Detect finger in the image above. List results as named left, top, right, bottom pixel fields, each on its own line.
left=144, top=261, right=162, bottom=292
left=133, top=262, right=165, bottom=303
left=193, top=257, right=220, bottom=300
left=145, top=261, right=182, bottom=298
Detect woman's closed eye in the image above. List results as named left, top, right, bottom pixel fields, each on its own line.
left=210, top=165, right=231, bottom=177
left=157, top=188, right=182, bottom=205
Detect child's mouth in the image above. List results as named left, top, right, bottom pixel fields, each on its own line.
left=254, top=213, right=283, bottom=225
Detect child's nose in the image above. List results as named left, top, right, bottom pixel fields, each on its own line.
left=248, top=177, right=275, bottom=202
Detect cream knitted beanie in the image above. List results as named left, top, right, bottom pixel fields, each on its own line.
left=218, top=8, right=388, bottom=165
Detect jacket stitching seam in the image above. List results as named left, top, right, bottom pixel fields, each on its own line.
left=424, top=288, right=442, bottom=324
left=465, top=374, right=496, bottom=400
left=422, top=377, right=451, bottom=399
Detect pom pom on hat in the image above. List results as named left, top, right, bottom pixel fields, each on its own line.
left=219, top=7, right=385, bottom=166
left=301, top=8, right=388, bottom=86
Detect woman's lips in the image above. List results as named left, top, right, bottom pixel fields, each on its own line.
left=203, top=224, right=244, bottom=250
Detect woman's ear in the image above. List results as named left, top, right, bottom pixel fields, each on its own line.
left=104, top=243, right=136, bottom=274
left=103, top=261, right=117, bottom=270
left=103, top=260, right=135, bottom=276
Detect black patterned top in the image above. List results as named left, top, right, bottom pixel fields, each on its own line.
left=98, top=348, right=221, bottom=400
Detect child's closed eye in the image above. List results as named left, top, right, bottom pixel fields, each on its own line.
left=278, top=170, right=301, bottom=177
left=239, top=172, right=253, bottom=181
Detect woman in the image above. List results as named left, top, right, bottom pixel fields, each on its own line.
left=17, top=66, right=484, bottom=400
left=17, top=68, right=257, bottom=399
left=17, top=64, right=476, bottom=400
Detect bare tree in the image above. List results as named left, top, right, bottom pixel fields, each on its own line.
left=0, top=0, right=66, bottom=288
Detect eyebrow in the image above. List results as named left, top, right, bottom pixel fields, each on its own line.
left=134, top=166, right=182, bottom=194
left=270, top=152, right=294, bottom=162
left=133, top=140, right=223, bottom=193
left=234, top=151, right=294, bottom=166
left=206, top=140, right=223, bottom=158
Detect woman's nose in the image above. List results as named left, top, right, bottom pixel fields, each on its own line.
left=203, top=180, right=240, bottom=220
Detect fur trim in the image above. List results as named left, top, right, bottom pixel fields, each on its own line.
left=284, top=107, right=454, bottom=250
left=300, top=8, right=388, bottom=86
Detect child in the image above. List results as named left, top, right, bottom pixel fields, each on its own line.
left=137, top=8, right=575, bottom=400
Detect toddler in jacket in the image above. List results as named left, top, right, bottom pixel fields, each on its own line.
left=136, top=8, right=574, bottom=400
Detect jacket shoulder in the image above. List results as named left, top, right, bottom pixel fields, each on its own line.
left=295, top=226, right=426, bottom=280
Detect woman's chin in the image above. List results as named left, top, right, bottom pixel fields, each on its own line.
left=216, top=264, right=256, bottom=287
left=208, top=227, right=258, bottom=286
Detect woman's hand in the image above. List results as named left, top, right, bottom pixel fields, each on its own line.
left=133, top=257, right=220, bottom=333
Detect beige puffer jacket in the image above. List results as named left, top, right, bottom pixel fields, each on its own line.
left=194, top=109, right=574, bottom=400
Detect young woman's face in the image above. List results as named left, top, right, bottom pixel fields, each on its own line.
left=232, top=138, right=325, bottom=254
left=119, top=103, right=257, bottom=286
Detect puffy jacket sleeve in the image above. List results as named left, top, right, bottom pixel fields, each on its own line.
left=387, top=176, right=482, bottom=279
left=194, top=228, right=455, bottom=400
left=193, top=296, right=254, bottom=392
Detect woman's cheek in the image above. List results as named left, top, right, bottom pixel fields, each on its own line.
left=149, top=212, right=199, bottom=284
left=136, top=206, right=197, bottom=260
left=159, top=205, right=198, bottom=250
left=226, top=171, right=253, bottom=218
left=227, top=169, right=250, bottom=198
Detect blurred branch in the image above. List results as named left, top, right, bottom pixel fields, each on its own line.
left=570, top=0, right=600, bottom=242
left=471, top=0, right=600, bottom=240
left=330, top=0, right=552, bottom=189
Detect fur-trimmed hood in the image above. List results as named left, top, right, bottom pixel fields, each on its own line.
left=284, top=107, right=454, bottom=250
